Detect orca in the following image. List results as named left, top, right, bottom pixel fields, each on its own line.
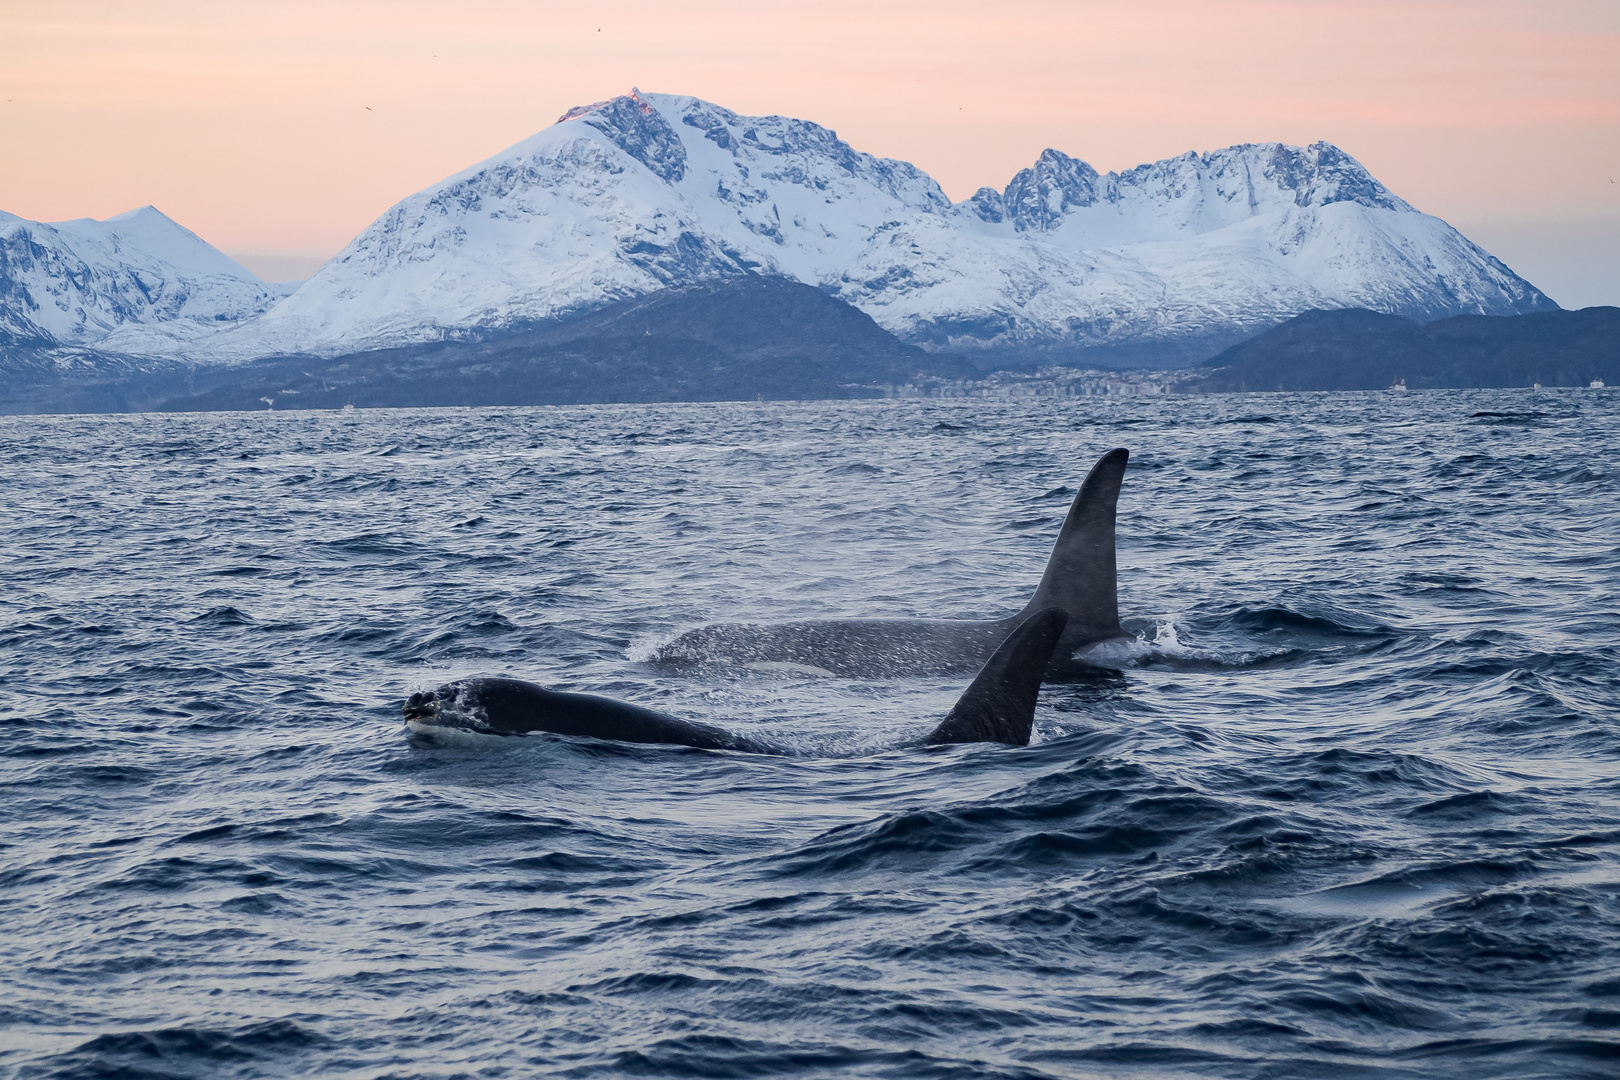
left=403, top=609, right=1068, bottom=750
left=651, top=448, right=1131, bottom=677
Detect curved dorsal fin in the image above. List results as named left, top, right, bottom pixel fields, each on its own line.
left=925, top=608, right=1067, bottom=746
left=1020, top=447, right=1128, bottom=650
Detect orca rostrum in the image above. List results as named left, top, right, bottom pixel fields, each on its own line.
left=404, top=609, right=1068, bottom=750
left=651, top=448, right=1131, bottom=677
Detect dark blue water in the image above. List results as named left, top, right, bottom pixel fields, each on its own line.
left=3, top=391, right=1618, bottom=1079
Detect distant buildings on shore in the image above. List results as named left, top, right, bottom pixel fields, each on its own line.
left=883, top=367, right=1176, bottom=399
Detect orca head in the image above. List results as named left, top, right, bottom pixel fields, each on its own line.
left=403, top=681, right=505, bottom=735
left=404, top=677, right=553, bottom=736
left=403, top=689, right=441, bottom=724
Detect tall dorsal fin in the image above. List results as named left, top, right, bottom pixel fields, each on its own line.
left=925, top=608, right=1067, bottom=746
left=1019, top=448, right=1128, bottom=651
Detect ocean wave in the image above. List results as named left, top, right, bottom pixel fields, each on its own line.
left=4, top=391, right=1618, bottom=1078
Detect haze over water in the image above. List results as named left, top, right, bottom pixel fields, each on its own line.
left=3, top=391, right=1618, bottom=1078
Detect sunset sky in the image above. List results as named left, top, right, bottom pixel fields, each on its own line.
left=2, top=0, right=1616, bottom=305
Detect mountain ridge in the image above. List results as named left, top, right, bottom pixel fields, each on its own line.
left=162, top=276, right=976, bottom=411
left=1183, top=306, right=1619, bottom=392
left=0, top=276, right=977, bottom=414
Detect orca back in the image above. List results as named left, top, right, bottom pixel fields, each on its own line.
left=416, top=677, right=760, bottom=751
left=924, top=608, right=1067, bottom=746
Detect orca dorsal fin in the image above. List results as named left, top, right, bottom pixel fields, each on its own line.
left=925, top=608, right=1067, bottom=746
left=1020, top=448, right=1129, bottom=650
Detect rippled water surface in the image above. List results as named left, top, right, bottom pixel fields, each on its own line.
left=3, top=392, right=1618, bottom=1079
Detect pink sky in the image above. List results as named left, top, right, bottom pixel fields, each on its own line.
left=2, top=0, right=1617, bottom=302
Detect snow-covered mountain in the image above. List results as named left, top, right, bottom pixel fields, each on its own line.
left=8, top=91, right=1555, bottom=365
left=0, top=206, right=289, bottom=352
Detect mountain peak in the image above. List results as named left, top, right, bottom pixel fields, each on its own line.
left=556, top=86, right=655, bottom=125
left=555, top=88, right=685, bottom=182
left=106, top=204, right=171, bottom=223
left=1002, top=149, right=1104, bottom=232
left=1282, top=141, right=1408, bottom=211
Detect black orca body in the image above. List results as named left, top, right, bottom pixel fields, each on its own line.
left=651, top=448, right=1131, bottom=677
left=404, top=609, right=1068, bottom=751
left=405, top=677, right=761, bottom=750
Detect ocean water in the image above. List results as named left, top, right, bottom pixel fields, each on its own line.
left=2, top=391, right=1617, bottom=1079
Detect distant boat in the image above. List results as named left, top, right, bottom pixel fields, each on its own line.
left=1592, top=379, right=1606, bottom=389
left=1532, top=382, right=1542, bottom=389
left=1389, top=378, right=1407, bottom=392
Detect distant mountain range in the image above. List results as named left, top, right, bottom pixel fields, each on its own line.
left=1184, top=306, right=1619, bottom=392
left=2, top=88, right=1557, bottom=383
